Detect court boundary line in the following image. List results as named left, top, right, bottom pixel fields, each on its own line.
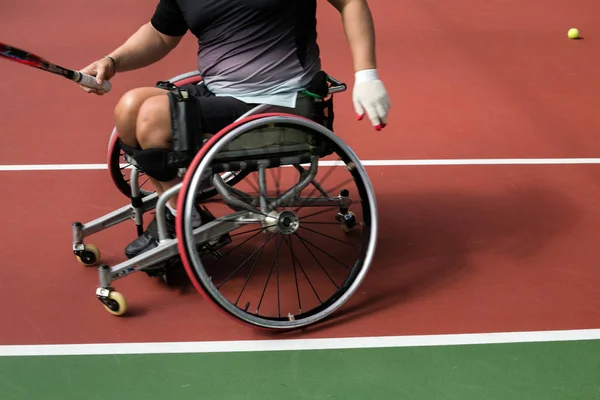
left=2, top=158, right=600, bottom=171
left=1, top=328, right=599, bottom=357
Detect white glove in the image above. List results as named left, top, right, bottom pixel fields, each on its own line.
left=352, top=69, right=390, bottom=131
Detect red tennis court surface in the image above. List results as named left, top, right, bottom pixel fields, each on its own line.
left=0, top=163, right=599, bottom=345
left=1, top=0, right=600, bottom=347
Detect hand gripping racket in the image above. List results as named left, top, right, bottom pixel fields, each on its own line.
left=0, top=42, right=112, bottom=92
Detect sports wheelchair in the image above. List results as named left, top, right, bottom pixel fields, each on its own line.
left=71, top=70, right=378, bottom=330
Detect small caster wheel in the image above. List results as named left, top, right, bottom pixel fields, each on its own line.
left=340, top=211, right=356, bottom=233
left=102, top=291, right=127, bottom=316
left=76, top=244, right=101, bottom=266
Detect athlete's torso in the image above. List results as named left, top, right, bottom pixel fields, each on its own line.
left=159, top=0, right=322, bottom=106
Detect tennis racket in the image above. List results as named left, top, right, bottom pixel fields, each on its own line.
left=0, top=42, right=111, bottom=92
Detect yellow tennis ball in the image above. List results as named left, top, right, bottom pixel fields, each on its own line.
left=568, top=28, right=579, bottom=39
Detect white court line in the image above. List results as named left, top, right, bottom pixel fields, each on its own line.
left=2, top=158, right=600, bottom=171
left=0, top=328, right=599, bottom=357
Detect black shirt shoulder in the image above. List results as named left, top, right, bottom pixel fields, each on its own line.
left=150, top=0, right=188, bottom=37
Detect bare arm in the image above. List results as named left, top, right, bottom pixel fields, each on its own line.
left=79, top=22, right=183, bottom=94
left=107, top=22, right=183, bottom=73
left=327, top=0, right=376, bottom=72
left=328, top=0, right=390, bottom=129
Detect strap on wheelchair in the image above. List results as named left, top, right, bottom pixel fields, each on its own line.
left=167, top=88, right=203, bottom=168
left=118, top=140, right=180, bottom=182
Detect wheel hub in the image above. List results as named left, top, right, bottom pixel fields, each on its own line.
left=277, top=210, right=299, bottom=234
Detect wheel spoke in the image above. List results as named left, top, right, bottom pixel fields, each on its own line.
left=255, top=234, right=284, bottom=315
left=298, top=225, right=360, bottom=249
left=233, top=233, right=273, bottom=306
left=284, top=235, right=303, bottom=314
left=294, top=231, right=351, bottom=270
left=282, top=234, right=323, bottom=305
left=294, top=231, right=340, bottom=289
left=216, top=231, right=275, bottom=289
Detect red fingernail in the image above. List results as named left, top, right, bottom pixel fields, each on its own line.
left=375, top=124, right=382, bottom=131
left=356, top=114, right=364, bottom=121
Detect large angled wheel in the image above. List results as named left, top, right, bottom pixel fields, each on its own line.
left=175, top=113, right=378, bottom=330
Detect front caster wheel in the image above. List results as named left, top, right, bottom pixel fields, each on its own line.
left=97, top=288, right=127, bottom=316
left=76, top=244, right=101, bottom=266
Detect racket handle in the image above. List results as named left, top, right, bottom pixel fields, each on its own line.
left=75, top=71, right=112, bottom=92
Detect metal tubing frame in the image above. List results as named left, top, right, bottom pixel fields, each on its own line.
left=72, top=192, right=159, bottom=249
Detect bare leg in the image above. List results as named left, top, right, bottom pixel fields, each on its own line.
left=114, top=87, right=167, bottom=147
left=114, top=87, right=172, bottom=197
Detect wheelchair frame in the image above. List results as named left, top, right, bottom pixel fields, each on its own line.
left=71, top=70, right=378, bottom=330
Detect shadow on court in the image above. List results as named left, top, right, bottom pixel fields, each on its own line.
left=277, top=184, right=580, bottom=335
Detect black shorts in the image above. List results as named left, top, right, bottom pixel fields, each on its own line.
left=171, top=82, right=257, bottom=135
left=162, top=80, right=326, bottom=135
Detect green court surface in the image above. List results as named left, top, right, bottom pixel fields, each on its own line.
left=2, top=335, right=599, bottom=400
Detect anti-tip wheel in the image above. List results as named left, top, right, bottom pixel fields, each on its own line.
left=102, top=291, right=127, bottom=316
left=76, top=244, right=101, bottom=266
left=340, top=211, right=357, bottom=233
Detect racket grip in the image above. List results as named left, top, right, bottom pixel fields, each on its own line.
left=75, top=71, right=112, bottom=92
